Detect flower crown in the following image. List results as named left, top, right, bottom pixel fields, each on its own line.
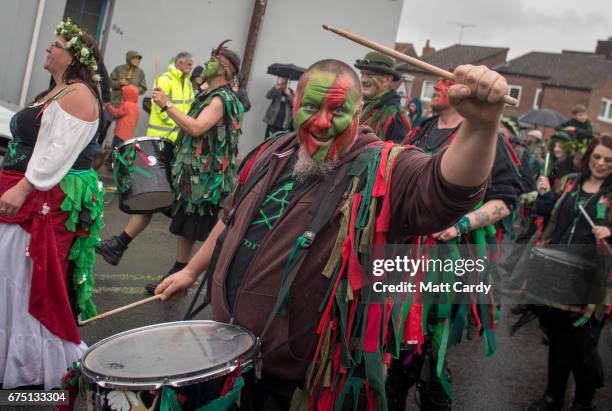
left=55, top=18, right=100, bottom=82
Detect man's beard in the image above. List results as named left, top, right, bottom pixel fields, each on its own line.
left=292, top=146, right=339, bottom=182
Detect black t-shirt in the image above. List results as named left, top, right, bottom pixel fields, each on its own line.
left=412, top=118, right=521, bottom=210
left=554, top=189, right=597, bottom=244
left=411, top=120, right=457, bottom=155
left=225, top=151, right=302, bottom=309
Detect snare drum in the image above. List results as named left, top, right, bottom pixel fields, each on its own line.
left=524, top=246, right=602, bottom=304
left=80, top=321, right=257, bottom=410
left=114, top=137, right=174, bottom=214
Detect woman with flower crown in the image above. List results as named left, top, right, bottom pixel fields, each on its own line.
left=0, top=19, right=104, bottom=389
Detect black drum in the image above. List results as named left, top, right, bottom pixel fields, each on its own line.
left=114, top=137, right=174, bottom=214
left=523, top=246, right=603, bottom=305
left=79, top=321, right=257, bottom=410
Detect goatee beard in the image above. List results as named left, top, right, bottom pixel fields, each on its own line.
left=292, top=146, right=338, bottom=182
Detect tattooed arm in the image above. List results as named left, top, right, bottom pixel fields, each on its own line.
left=432, top=199, right=510, bottom=241
left=466, top=199, right=511, bottom=229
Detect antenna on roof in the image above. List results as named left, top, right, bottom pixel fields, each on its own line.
left=447, top=21, right=477, bottom=44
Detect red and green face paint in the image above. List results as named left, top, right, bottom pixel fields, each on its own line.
left=360, top=70, right=388, bottom=99
left=431, top=78, right=455, bottom=109
left=293, top=70, right=360, bottom=162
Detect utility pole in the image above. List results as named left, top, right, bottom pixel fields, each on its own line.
left=447, top=21, right=476, bottom=44
left=241, top=0, right=268, bottom=88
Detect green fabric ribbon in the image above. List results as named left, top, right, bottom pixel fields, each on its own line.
left=196, top=377, right=245, bottom=411
left=59, top=169, right=104, bottom=321
left=160, top=387, right=182, bottom=411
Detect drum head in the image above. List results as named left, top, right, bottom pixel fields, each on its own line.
left=81, top=321, right=256, bottom=389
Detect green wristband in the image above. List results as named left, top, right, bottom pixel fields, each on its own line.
left=455, top=216, right=472, bottom=235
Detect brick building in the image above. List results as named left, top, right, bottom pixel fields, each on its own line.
left=495, top=48, right=612, bottom=135
left=395, top=43, right=508, bottom=104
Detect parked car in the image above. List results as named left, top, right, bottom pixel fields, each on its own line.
left=0, top=100, right=18, bottom=160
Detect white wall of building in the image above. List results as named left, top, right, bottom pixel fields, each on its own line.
left=0, top=0, right=66, bottom=105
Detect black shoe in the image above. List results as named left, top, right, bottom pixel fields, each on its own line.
left=145, top=264, right=185, bottom=295
left=570, top=402, right=595, bottom=411
left=95, top=236, right=127, bottom=266
left=528, top=395, right=562, bottom=411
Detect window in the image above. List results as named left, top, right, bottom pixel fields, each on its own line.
left=508, top=85, right=522, bottom=107
left=401, top=74, right=415, bottom=100
left=63, top=0, right=108, bottom=39
left=599, top=98, right=612, bottom=124
left=533, top=88, right=542, bottom=109
left=420, top=80, right=436, bottom=102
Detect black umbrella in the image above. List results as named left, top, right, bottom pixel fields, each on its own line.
left=518, top=108, right=567, bottom=128
left=267, top=63, right=306, bottom=81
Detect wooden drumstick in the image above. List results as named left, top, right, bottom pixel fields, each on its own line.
left=78, top=294, right=163, bottom=326
left=322, top=24, right=518, bottom=107
left=578, top=204, right=612, bottom=255
left=153, top=55, right=160, bottom=90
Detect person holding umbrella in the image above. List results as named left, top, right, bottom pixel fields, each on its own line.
left=263, top=75, right=294, bottom=138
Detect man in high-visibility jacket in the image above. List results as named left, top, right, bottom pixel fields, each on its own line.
left=96, top=52, right=194, bottom=267
left=147, top=52, right=195, bottom=142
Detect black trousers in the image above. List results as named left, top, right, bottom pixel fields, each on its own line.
left=539, top=309, right=605, bottom=405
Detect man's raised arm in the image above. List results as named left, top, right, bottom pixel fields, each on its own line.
left=440, top=64, right=508, bottom=187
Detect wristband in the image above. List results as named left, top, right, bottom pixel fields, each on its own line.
left=454, top=216, right=472, bottom=235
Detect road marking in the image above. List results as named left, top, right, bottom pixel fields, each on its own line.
left=95, top=273, right=160, bottom=281
left=93, top=286, right=149, bottom=295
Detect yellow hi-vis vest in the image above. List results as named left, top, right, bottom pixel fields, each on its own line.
left=146, top=65, right=194, bottom=142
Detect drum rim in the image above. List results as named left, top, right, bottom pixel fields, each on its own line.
left=80, top=320, right=258, bottom=390
left=531, top=246, right=596, bottom=269
left=116, top=136, right=174, bottom=149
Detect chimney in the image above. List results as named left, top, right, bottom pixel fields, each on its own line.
left=422, top=39, right=435, bottom=57
left=595, top=38, right=612, bottom=60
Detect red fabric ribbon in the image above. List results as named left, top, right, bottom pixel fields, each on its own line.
left=0, top=170, right=80, bottom=343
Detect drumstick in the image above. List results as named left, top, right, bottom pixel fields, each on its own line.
left=578, top=204, right=612, bottom=255
left=322, top=24, right=518, bottom=107
left=78, top=294, right=163, bottom=326
left=153, top=55, right=160, bottom=90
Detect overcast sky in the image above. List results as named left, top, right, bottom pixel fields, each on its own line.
left=397, top=0, right=612, bottom=59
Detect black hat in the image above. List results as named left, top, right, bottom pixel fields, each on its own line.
left=354, top=51, right=401, bottom=81
left=212, top=40, right=240, bottom=75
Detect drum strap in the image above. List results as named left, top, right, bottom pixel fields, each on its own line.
left=258, top=165, right=353, bottom=342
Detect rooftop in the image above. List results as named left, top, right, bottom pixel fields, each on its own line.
left=396, top=44, right=508, bottom=73
left=495, top=51, right=612, bottom=90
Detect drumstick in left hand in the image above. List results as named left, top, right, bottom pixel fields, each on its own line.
left=78, top=294, right=163, bottom=326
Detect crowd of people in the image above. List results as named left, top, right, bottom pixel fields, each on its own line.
left=0, top=17, right=610, bottom=411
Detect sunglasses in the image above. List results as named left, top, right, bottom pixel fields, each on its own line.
left=50, top=41, right=68, bottom=50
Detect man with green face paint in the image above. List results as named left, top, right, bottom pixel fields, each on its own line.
left=355, top=51, right=411, bottom=143
left=155, top=59, right=510, bottom=410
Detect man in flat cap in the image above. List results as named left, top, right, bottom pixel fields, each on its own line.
left=355, top=51, right=411, bottom=143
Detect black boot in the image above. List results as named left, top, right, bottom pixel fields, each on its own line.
left=145, top=262, right=187, bottom=295
left=528, top=395, right=563, bottom=411
left=570, top=401, right=595, bottom=411
left=96, top=236, right=128, bottom=266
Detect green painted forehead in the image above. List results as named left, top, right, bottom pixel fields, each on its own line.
left=300, top=69, right=359, bottom=106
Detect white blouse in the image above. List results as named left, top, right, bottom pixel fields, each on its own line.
left=25, top=101, right=99, bottom=191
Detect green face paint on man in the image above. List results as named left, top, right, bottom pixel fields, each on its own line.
left=293, top=70, right=360, bottom=162
left=203, top=57, right=221, bottom=80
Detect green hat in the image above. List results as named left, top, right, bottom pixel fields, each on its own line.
left=354, top=51, right=401, bottom=81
